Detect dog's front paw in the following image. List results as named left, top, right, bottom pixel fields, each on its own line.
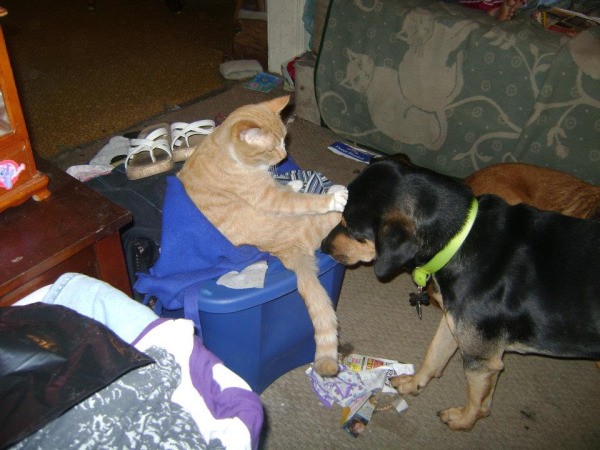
left=437, top=406, right=480, bottom=431
left=314, top=357, right=339, bottom=377
left=391, top=374, right=425, bottom=396
left=327, top=185, right=348, bottom=212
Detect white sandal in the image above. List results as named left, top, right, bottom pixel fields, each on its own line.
left=170, top=119, right=215, bottom=162
left=125, top=123, right=174, bottom=180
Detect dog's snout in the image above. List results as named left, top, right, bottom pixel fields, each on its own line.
left=321, top=236, right=349, bottom=265
left=321, top=223, right=343, bottom=255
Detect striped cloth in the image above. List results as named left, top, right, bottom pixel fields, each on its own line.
left=273, top=170, right=333, bottom=194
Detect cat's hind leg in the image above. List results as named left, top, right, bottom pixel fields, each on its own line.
left=281, top=252, right=339, bottom=376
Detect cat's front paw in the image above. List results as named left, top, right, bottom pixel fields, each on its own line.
left=327, top=185, right=348, bottom=212
left=314, top=357, right=339, bottom=377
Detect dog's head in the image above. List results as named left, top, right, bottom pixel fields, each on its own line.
left=321, top=156, right=473, bottom=281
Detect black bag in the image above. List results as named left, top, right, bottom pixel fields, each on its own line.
left=85, top=163, right=184, bottom=300
left=0, top=303, right=154, bottom=447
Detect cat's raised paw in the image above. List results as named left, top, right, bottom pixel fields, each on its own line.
left=327, top=185, right=348, bottom=212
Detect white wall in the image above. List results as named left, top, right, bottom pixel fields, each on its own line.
left=267, top=0, right=309, bottom=73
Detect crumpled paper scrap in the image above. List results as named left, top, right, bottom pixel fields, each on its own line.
left=307, top=364, right=369, bottom=408
left=306, top=355, right=414, bottom=408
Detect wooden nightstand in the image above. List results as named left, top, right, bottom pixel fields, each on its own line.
left=0, top=159, right=133, bottom=305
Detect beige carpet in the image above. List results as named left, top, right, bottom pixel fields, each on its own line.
left=1, top=0, right=236, bottom=158
left=57, top=83, right=600, bottom=449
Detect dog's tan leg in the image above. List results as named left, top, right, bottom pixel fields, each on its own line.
left=595, top=361, right=600, bottom=370
left=438, top=355, right=504, bottom=431
left=391, top=315, right=458, bottom=395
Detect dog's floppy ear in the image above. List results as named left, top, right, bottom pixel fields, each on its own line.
left=374, top=218, right=419, bottom=281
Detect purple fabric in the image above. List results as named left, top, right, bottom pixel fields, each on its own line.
left=189, top=334, right=264, bottom=449
left=133, top=319, right=264, bottom=449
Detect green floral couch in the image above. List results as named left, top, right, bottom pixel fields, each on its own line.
left=314, top=0, right=600, bottom=184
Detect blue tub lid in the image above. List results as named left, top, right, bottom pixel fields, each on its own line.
left=193, top=251, right=340, bottom=313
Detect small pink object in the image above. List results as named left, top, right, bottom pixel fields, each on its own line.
left=0, top=159, right=26, bottom=190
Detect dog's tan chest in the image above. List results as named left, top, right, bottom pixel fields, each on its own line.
left=426, top=278, right=445, bottom=310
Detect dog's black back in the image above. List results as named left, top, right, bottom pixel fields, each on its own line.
left=457, top=194, right=599, bottom=359
left=345, top=158, right=600, bottom=360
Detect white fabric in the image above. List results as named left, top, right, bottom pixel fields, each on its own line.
left=219, top=59, right=263, bottom=80
left=217, top=260, right=268, bottom=289
left=134, top=319, right=253, bottom=450
left=66, top=164, right=114, bottom=182
left=14, top=273, right=157, bottom=343
left=89, top=135, right=130, bottom=165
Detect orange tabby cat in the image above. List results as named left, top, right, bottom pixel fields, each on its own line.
left=178, top=95, right=347, bottom=376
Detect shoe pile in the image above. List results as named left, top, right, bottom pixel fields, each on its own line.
left=67, top=120, right=216, bottom=182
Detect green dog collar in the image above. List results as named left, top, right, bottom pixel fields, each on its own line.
left=412, top=198, right=479, bottom=287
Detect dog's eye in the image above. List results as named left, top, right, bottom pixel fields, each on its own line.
left=356, top=237, right=367, bottom=244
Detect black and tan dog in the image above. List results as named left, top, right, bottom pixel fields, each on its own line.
left=321, top=157, right=600, bottom=431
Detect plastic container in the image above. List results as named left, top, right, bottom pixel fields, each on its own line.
left=161, top=251, right=345, bottom=393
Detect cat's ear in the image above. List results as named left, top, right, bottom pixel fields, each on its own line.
left=347, top=48, right=357, bottom=61
left=263, top=96, right=290, bottom=113
left=235, top=120, right=270, bottom=147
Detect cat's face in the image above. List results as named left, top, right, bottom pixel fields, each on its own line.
left=341, top=49, right=374, bottom=93
left=227, top=96, right=290, bottom=169
left=398, top=9, right=434, bottom=46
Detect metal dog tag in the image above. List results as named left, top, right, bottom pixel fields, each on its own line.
left=409, top=287, right=430, bottom=320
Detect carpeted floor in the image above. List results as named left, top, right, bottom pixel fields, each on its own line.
left=1, top=0, right=237, bottom=158
left=56, top=82, right=600, bottom=449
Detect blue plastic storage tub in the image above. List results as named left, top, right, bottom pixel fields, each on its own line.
left=161, top=251, right=345, bottom=393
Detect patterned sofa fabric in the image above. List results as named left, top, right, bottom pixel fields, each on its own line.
left=315, top=0, right=600, bottom=184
